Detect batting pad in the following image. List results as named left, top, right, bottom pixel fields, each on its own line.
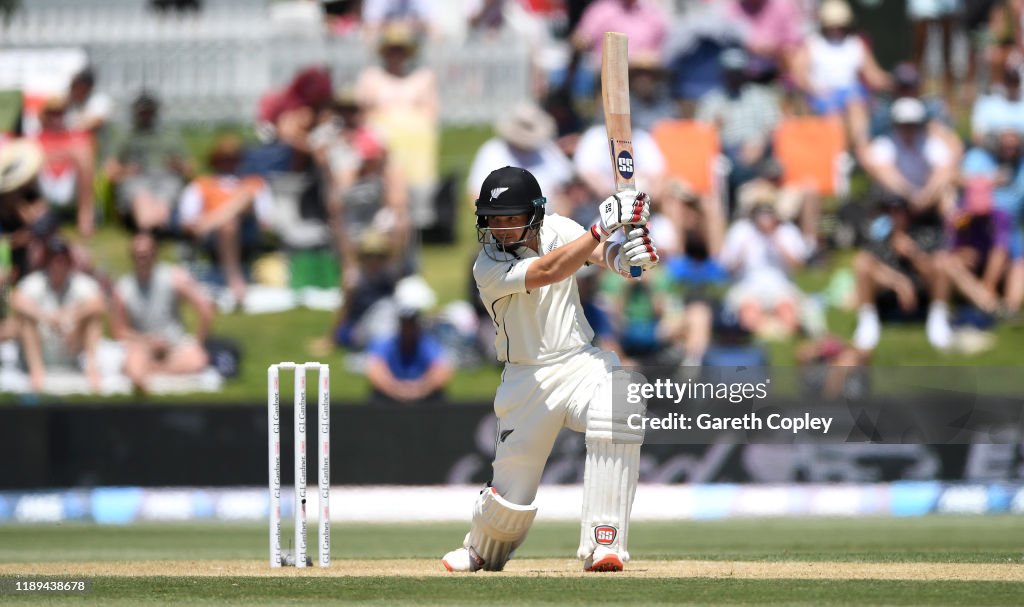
left=465, top=487, right=538, bottom=571
left=578, top=384, right=644, bottom=561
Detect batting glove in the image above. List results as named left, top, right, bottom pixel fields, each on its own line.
left=591, top=190, right=651, bottom=242
left=621, top=226, right=659, bottom=271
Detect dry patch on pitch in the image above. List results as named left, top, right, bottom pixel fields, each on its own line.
left=2, top=560, right=1022, bottom=582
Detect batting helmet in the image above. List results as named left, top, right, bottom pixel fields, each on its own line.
left=475, top=167, right=546, bottom=258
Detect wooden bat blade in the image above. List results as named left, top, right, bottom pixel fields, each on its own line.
left=601, top=31, right=641, bottom=277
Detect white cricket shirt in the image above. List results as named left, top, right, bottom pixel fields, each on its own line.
left=473, top=214, right=595, bottom=365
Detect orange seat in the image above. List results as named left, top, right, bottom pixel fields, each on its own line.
left=773, top=116, right=849, bottom=197
left=651, top=120, right=724, bottom=196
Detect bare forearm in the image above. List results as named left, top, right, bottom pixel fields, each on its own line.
left=526, top=232, right=600, bottom=289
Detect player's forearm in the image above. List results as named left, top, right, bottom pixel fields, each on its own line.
left=525, top=233, right=600, bottom=290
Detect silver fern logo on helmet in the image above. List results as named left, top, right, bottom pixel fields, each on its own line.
left=490, top=187, right=509, bottom=201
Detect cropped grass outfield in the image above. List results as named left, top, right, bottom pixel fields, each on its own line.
left=1, top=517, right=1022, bottom=605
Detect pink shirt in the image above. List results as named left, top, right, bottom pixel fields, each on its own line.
left=727, top=0, right=805, bottom=56
left=574, top=0, right=668, bottom=60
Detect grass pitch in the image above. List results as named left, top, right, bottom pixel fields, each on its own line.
left=0, top=517, right=1022, bottom=605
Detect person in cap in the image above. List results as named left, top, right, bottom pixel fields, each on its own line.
left=718, top=190, right=808, bottom=338
left=628, top=51, right=678, bottom=132
left=970, top=62, right=1024, bottom=145
left=365, top=301, right=453, bottom=404
left=441, top=167, right=658, bottom=573
left=854, top=104, right=957, bottom=352
left=34, top=96, right=97, bottom=237
left=0, top=139, right=55, bottom=280
left=790, top=0, right=890, bottom=147
left=355, top=21, right=439, bottom=229
left=467, top=102, right=572, bottom=213
left=11, top=236, right=105, bottom=393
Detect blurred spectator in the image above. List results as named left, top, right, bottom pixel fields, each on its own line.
left=725, top=0, right=805, bottom=83
left=790, top=0, right=891, bottom=148
left=0, top=139, right=55, bottom=281
left=355, top=23, right=439, bottom=229
left=851, top=194, right=952, bottom=352
left=695, top=48, right=782, bottom=198
left=576, top=264, right=630, bottom=363
left=326, top=229, right=401, bottom=351
left=656, top=181, right=729, bottom=288
left=467, top=102, right=573, bottom=212
left=664, top=0, right=744, bottom=105
left=254, top=66, right=333, bottom=172
left=34, top=97, right=96, bottom=237
left=323, top=0, right=362, bottom=36
left=467, top=0, right=507, bottom=33
left=908, top=0, right=960, bottom=101
left=572, top=0, right=669, bottom=63
left=970, top=62, right=1024, bottom=144
left=795, top=335, right=868, bottom=400
left=105, top=92, right=193, bottom=233
left=573, top=121, right=665, bottom=202
left=361, top=0, right=434, bottom=39
left=177, top=136, right=274, bottom=304
left=870, top=63, right=960, bottom=153
left=599, top=267, right=684, bottom=365
left=64, top=67, right=113, bottom=139
left=737, top=160, right=820, bottom=253
left=865, top=98, right=957, bottom=223
left=938, top=178, right=1012, bottom=315
left=541, top=88, right=585, bottom=158
left=367, top=307, right=453, bottom=404
left=12, top=236, right=104, bottom=393
left=978, top=0, right=1023, bottom=91
left=718, top=195, right=809, bottom=339
left=111, top=232, right=214, bottom=394
left=629, top=52, right=678, bottom=132
left=961, top=127, right=1024, bottom=313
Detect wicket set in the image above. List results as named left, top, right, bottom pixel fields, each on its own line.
left=268, top=362, right=330, bottom=568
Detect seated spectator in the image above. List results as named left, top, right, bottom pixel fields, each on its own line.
left=725, top=0, right=805, bottom=83
left=737, top=159, right=820, bottom=253
left=11, top=237, right=104, bottom=393
left=111, top=232, right=215, bottom=394
left=105, top=92, right=193, bottom=233
left=851, top=194, right=953, bottom=351
left=938, top=178, right=1012, bottom=315
left=869, top=62, right=960, bottom=160
left=64, top=68, right=113, bottom=140
left=961, top=127, right=1024, bottom=314
left=326, top=229, right=401, bottom=351
left=629, top=52, right=678, bottom=132
left=571, top=0, right=669, bottom=68
left=599, top=266, right=684, bottom=365
left=367, top=307, right=453, bottom=404
left=466, top=102, right=572, bottom=212
left=656, top=181, right=729, bottom=289
left=970, top=62, right=1024, bottom=145
left=695, top=48, right=782, bottom=197
left=719, top=195, right=809, bottom=339
left=576, top=264, right=627, bottom=362
left=355, top=23, right=439, bottom=228
left=178, top=136, right=274, bottom=304
left=253, top=67, right=334, bottom=172
left=0, top=139, right=55, bottom=280
left=33, top=97, right=96, bottom=236
left=790, top=0, right=890, bottom=148
left=663, top=0, right=745, bottom=104
left=864, top=98, right=957, bottom=223
left=323, top=0, right=362, bottom=36
left=978, top=0, right=1023, bottom=92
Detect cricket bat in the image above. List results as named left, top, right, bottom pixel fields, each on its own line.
left=601, top=32, right=642, bottom=278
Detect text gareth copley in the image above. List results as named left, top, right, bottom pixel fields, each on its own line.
left=626, top=412, right=833, bottom=434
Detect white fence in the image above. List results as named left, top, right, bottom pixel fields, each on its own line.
left=1, top=1, right=531, bottom=126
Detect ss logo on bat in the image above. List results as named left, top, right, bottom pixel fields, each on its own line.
left=616, top=151, right=634, bottom=179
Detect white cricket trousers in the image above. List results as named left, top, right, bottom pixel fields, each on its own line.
left=490, top=345, right=620, bottom=505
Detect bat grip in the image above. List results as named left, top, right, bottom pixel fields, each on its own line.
left=623, top=225, right=642, bottom=278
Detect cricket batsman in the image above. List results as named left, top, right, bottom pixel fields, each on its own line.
left=441, top=166, right=658, bottom=573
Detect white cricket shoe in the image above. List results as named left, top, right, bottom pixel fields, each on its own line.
left=441, top=547, right=483, bottom=572
left=583, top=546, right=624, bottom=572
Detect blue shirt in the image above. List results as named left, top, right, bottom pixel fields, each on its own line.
left=367, top=333, right=447, bottom=382
left=961, top=148, right=1024, bottom=218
